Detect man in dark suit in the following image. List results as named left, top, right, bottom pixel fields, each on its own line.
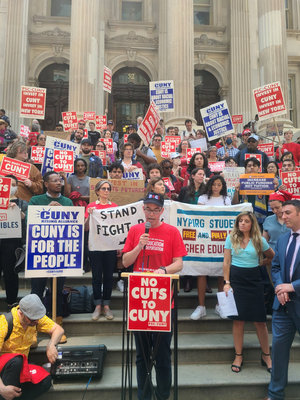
left=266, top=200, right=300, bottom=400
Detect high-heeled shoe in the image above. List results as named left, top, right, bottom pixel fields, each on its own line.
left=261, top=352, right=272, bottom=373
left=231, top=353, right=243, bottom=373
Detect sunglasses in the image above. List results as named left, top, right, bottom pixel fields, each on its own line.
left=100, top=187, right=111, bottom=191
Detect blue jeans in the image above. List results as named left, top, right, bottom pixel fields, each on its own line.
left=268, top=303, right=300, bottom=400
left=134, top=329, right=173, bottom=400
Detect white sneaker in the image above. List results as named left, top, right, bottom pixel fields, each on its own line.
left=117, top=279, right=124, bottom=293
left=190, top=305, right=206, bottom=320
left=215, top=304, right=227, bottom=319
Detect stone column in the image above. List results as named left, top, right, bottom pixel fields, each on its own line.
left=69, top=0, right=104, bottom=116
left=2, top=0, right=29, bottom=130
left=158, top=0, right=195, bottom=125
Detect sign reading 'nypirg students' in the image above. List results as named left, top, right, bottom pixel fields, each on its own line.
left=25, top=206, right=84, bottom=278
left=149, top=80, right=174, bottom=112
left=200, top=100, right=234, bottom=141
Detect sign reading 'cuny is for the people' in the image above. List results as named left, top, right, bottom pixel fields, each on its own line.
left=137, top=101, right=160, bottom=146
left=20, top=86, right=46, bottom=119
left=103, top=66, right=112, bottom=93
left=53, top=150, right=74, bottom=173
left=0, top=157, right=31, bottom=181
left=200, top=100, right=234, bottom=141
left=253, top=81, right=286, bottom=121
left=62, top=111, right=78, bottom=131
left=128, top=274, right=172, bottom=332
left=0, top=176, right=12, bottom=209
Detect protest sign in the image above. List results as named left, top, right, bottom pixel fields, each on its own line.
left=165, top=136, right=181, bottom=147
left=200, top=100, right=234, bottom=141
left=53, top=150, right=74, bottom=173
left=0, top=177, right=11, bottom=209
left=253, top=82, right=286, bottom=121
left=42, top=136, right=80, bottom=176
left=123, top=169, right=144, bottom=180
left=92, top=150, right=107, bottom=166
left=25, top=206, right=84, bottom=278
left=20, top=125, right=30, bottom=139
left=232, top=115, right=243, bottom=125
left=208, top=161, right=225, bottom=172
left=186, top=148, right=202, bottom=163
left=123, top=134, right=128, bottom=143
left=162, top=177, right=175, bottom=191
left=245, top=153, right=262, bottom=172
left=239, top=173, right=275, bottom=195
left=20, top=86, right=46, bottom=119
left=30, top=146, right=45, bottom=164
left=83, top=112, right=95, bottom=121
left=137, top=101, right=160, bottom=146
left=170, top=202, right=252, bottom=275
left=223, top=167, right=245, bottom=199
left=62, top=111, right=78, bottom=131
left=44, top=130, right=71, bottom=141
left=103, top=66, right=112, bottom=93
left=96, top=115, right=107, bottom=130
left=100, top=138, right=113, bottom=154
left=190, top=138, right=207, bottom=151
left=0, top=206, right=21, bottom=238
left=266, top=122, right=283, bottom=137
left=128, top=274, right=172, bottom=332
left=257, top=143, right=274, bottom=157
left=281, top=171, right=300, bottom=196
left=149, top=80, right=174, bottom=112
left=90, top=178, right=145, bottom=206
left=161, top=141, right=176, bottom=158
left=0, top=157, right=31, bottom=181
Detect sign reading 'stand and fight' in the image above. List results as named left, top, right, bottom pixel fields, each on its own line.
left=149, top=80, right=174, bottom=112
left=200, top=100, right=234, bottom=141
left=253, top=81, right=286, bottom=121
left=128, top=274, right=172, bottom=332
left=25, top=206, right=84, bottom=278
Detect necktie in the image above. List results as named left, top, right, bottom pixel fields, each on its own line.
left=285, top=233, right=299, bottom=283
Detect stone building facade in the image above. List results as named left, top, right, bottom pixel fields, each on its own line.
left=0, top=0, right=299, bottom=134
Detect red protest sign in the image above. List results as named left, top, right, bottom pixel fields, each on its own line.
left=128, top=274, right=172, bottom=332
left=208, top=161, right=225, bottom=172
left=123, top=134, right=128, bottom=143
left=0, top=177, right=12, bottom=209
left=165, top=136, right=181, bottom=146
left=20, top=125, right=30, bottom=139
left=92, top=150, right=107, bottom=166
left=281, top=171, right=300, bottom=196
left=100, top=138, right=113, bottom=154
left=83, top=129, right=88, bottom=138
left=103, top=66, right=112, bottom=93
left=95, top=115, right=107, bottom=130
left=0, top=157, right=31, bottom=181
left=245, top=153, right=262, bottom=172
left=257, top=143, right=274, bottom=157
left=162, top=177, right=175, bottom=191
left=161, top=141, right=176, bottom=158
left=53, top=150, right=74, bottom=173
left=83, top=112, right=95, bottom=121
left=31, top=146, right=45, bottom=164
left=20, top=86, right=46, bottom=119
left=253, top=81, right=286, bottom=121
left=137, top=101, right=160, bottom=146
left=232, top=115, right=243, bottom=125
left=62, top=111, right=78, bottom=131
left=186, top=148, right=202, bottom=163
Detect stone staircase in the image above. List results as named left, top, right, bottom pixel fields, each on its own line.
left=1, top=273, right=300, bottom=399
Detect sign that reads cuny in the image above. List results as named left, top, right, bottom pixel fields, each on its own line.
left=20, top=86, right=46, bottom=119
left=31, top=146, right=45, bottom=164
left=62, top=111, right=78, bottom=131
left=0, top=157, right=31, bottom=181
left=96, top=115, right=107, bottom=131
left=253, top=81, right=286, bottom=121
left=0, top=177, right=12, bottom=209
left=128, top=274, right=172, bottom=332
left=103, top=66, right=112, bottom=93
left=83, top=112, right=95, bottom=121
left=200, top=100, right=234, bottom=141
left=257, top=143, right=274, bottom=157
left=137, top=101, right=160, bottom=146
left=281, top=171, right=300, bottom=196
left=165, top=136, right=181, bottom=147
left=53, top=150, right=74, bottom=173
left=25, top=206, right=84, bottom=278
left=232, top=115, right=243, bottom=125
left=100, top=138, right=113, bottom=154
left=149, top=80, right=174, bottom=112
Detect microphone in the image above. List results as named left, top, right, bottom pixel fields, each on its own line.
left=145, top=221, right=151, bottom=234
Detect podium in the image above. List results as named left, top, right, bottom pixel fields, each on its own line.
left=120, top=272, right=179, bottom=400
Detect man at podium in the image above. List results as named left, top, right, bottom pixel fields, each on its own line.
left=123, top=192, right=187, bottom=400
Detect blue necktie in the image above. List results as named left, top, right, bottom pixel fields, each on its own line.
left=285, top=233, right=299, bottom=283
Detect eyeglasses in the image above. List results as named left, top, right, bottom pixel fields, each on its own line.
left=164, top=166, right=172, bottom=169
left=100, top=187, right=111, bottom=191
left=144, top=208, right=162, bottom=214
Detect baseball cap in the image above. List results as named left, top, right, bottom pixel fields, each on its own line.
left=107, top=120, right=113, bottom=125
left=248, top=134, right=259, bottom=141
left=144, top=192, right=164, bottom=207
left=170, top=152, right=181, bottom=159
left=242, top=129, right=251, bottom=135
left=81, top=138, right=92, bottom=145
left=19, top=294, right=46, bottom=320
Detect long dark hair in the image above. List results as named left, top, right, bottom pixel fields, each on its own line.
left=187, top=152, right=208, bottom=174
left=204, top=175, right=227, bottom=200
left=186, top=168, right=206, bottom=200
left=74, top=158, right=88, bottom=175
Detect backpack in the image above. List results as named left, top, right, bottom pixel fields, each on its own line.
left=2, top=312, right=13, bottom=342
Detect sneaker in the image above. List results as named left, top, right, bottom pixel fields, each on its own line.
left=92, top=306, right=101, bottom=321
left=117, top=279, right=124, bottom=293
left=190, top=305, right=206, bottom=320
left=103, top=308, right=114, bottom=320
left=215, top=304, right=227, bottom=319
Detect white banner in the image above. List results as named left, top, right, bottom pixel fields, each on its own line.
left=0, top=207, right=22, bottom=238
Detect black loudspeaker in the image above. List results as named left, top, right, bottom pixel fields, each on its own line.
left=51, top=345, right=107, bottom=379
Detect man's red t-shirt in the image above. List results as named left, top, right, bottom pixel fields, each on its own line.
left=276, top=142, right=300, bottom=164
left=123, top=222, right=187, bottom=273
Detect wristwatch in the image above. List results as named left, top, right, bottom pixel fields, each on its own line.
left=224, top=280, right=230, bottom=285
left=159, top=267, right=167, bottom=274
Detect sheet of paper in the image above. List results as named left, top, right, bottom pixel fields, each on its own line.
left=217, top=290, right=238, bottom=317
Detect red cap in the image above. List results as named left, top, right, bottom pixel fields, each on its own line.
left=242, top=128, right=251, bottom=135
left=269, top=190, right=293, bottom=202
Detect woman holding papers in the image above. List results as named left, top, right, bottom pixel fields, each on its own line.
left=223, top=212, right=274, bottom=373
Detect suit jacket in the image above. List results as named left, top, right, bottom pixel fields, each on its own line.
left=272, top=230, right=300, bottom=317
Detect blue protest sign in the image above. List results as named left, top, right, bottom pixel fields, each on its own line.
left=25, top=206, right=84, bottom=278
left=200, top=100, right=234, bottom=141
left=149, top=80, right=174, bottom=112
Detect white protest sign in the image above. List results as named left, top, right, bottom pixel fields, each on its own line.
left=200, top=100, right=234, bottom=141
left=190, top=138, right=208, bottom=151
left=149, top=80, right=174, bottom=112
left=0, top=206, right=22, bottom=238
left=123, top=168, right=144, bottom=180
left=223, top=167, right=245, bottom=200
